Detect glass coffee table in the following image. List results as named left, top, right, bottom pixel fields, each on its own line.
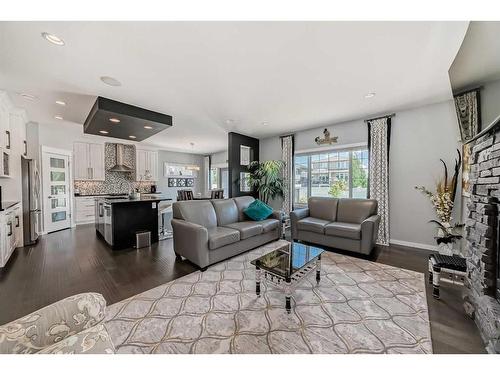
left=250, top=241, right=324, bottom=313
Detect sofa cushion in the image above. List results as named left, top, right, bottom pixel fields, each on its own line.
left=325, top=222, right=361, bottom=240
left=172, top=201, right=217, bottom=228
left=337, top=199, right=378, bottom=224
left=224, top=221, right=263, bottom=240
left=208, top=227, right=240, bottom=250
left=243, top=199, right=273, bottom=221
left=259, top=218, right=280, bottom=233
left=233, top=196, right=256, bottom=221
left=308, top=197, right=338, bottom=221
left=297, top=217, right=330, bottom=234
left=211, top=199, right=239, bottom=226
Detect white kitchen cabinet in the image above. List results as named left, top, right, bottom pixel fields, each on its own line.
left=0, top=97, right=11, bottom=152
left=20, top=116, right=27, bottom=157
left=136, top=149, right=158, bottom=181
left=89, top=143, right=105, bottom=180
left=0, top=202, right=21, bottom=268
left=73, top=142, right=105, bottom=181
left=74, top=196, right=97, bottom=225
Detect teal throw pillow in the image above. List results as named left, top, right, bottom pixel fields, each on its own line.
left=243, top=199, right=273, bottom=221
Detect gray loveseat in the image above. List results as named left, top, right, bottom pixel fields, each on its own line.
left=172, top=196, right=282, bottom=270
left=291, top=197, right=380, bottom=255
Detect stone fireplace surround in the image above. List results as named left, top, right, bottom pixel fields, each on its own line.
left=463, top=128, right=500, bottom=353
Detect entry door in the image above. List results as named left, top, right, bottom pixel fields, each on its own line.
left=42, top=152, right=71, bottom=233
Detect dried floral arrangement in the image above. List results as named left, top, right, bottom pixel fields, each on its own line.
left=415, top=149, right=464, bottom=246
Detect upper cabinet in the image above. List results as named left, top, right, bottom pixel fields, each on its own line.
left=73, top=142, right=105, bottom=181
left=8, top=111, right=28, bottom=157
left=136, top=149, right=158, bottom=181
left=19, top=116, right=27, bottom=157
left=0, top=91, right=28, bottom=179
left=0, top=97, right=11, bottom=152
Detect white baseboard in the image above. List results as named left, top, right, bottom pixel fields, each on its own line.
left=389, top=239, right=437, bottom=252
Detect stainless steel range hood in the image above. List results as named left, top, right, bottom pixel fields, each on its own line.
left=108, top=144, right=133, bottom=172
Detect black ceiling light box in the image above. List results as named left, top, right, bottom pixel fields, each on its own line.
left=83, top=96, right=172, bottom=142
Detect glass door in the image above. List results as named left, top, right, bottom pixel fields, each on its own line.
left=42, top=152, right=71, bottom=233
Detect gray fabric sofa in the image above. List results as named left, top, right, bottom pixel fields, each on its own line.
left=291, top=197, right=380, bottom=255
left=172, top=196, right=282, bottom=270
left=0, top=293, right=115, bottom=354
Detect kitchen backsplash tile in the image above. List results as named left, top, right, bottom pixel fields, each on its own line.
left=74, top=143, right=154, bottom=195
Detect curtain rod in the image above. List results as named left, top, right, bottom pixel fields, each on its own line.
left=364, top=113, right=396, bottom=123
left=279, top=133, right=295, bottom=139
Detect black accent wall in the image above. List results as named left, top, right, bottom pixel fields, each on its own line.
left=228, top=132, right=259, bottom=198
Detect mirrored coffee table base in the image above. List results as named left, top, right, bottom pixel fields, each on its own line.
left=251, top=241, right=324, bottom=314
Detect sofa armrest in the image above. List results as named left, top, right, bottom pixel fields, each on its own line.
left=0, top=293, right=106, bottom=354
left=360, top=215, right=380, bottom=254
left=290, top=208, right=310, bottom=239
left=271, top=210, right=283, bottom=221
left=38, top=324, right=115, bottom=354
left=171, top=219, right=210, bottom=268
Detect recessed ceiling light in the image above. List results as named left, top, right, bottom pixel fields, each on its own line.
left=41, top=32, right=65, bottom=46
left=19, top=93, right=37, bottom=101
left=144, top=125, right=153, bottom=129
left=99, top=130, right=109, bottom=134
left=109, top=118, right=120, bottom=123
left=54, top=115, right=63, bottom=120
left=261, top=121, right=269, bottom=126
left=225, top=119, right=234, bottom=125
left=129, top=135, right=136, bottom=139
left=55, top=100, right=66, bottom=106
left=100, top=76, right=121, bottom=87
left=364, top=92, right=376, bottom=99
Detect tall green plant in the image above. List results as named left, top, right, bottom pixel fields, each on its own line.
left=247, top=160, right=285, bottom=204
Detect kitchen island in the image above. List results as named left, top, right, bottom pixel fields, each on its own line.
left=95, top=195, right=172, bottom=250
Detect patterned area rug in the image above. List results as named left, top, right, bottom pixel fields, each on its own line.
left=104, top=240, right=432, bottom=353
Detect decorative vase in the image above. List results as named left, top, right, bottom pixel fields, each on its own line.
left=437, top=226, right=454, bottom=256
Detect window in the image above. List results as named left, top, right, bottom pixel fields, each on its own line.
left=210, top=167, right=219, bottom=189
left=293, top=147, right=368, bottom=205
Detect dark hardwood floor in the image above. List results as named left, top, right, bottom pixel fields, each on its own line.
left=0, top=224, right=486, bottom=353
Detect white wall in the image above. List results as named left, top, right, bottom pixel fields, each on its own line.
left=157, top=150, right=205, bottom=200
left=211, top=150, right=228, bottom=168
left=259, top=100, right=462, bottom=249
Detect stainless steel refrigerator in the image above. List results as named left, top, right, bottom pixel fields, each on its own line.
left=21, top=158, right=42, bottom=245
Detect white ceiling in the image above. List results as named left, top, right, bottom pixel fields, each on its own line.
left=449, top=21, right=500, bottom=90
left=0, top=21, right=468, bottom=154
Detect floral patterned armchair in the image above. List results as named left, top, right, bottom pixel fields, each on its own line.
left=0, top=293, right=115, bottom=354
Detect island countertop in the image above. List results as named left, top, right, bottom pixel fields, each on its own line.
left=103, top=196, right=172, bottom=204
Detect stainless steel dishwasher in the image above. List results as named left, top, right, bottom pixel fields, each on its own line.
left=95, top=198, right=105, bottom=236
left=103, top=202, right=113, bottom=245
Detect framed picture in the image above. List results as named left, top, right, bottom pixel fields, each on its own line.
left=164, top=163, right=194, bottom=177
left=240, top=172, right=251, bottom=192
left=240, top=145, right=251, bottom=166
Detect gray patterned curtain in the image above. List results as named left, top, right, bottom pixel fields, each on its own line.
left=367, top=117, right=391, bottom=245
left=454, top=90, right=480, bottom=141
left=281, top=135, right=294, bottom=214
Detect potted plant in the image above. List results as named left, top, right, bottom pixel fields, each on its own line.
left=415, top=150, right=463, bottom=255
left=246, top=160, right=285, bottom=205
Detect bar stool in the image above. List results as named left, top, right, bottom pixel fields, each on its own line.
left=158, top=202, right=173, bottom=240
